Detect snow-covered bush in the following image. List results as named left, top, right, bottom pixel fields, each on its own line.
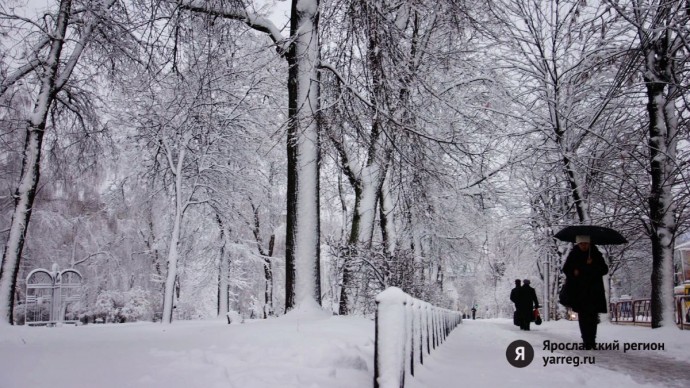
left=174, top=299, right=207, bottom=320
left=90, top=288, right=153, bottom=323
left=13, top=304, right=27, bottom=325
left=120, top=288, right=153, bottom=322
left=65, top=300, right=88, bottom=322
left=93, top=290, right=119, bottom=322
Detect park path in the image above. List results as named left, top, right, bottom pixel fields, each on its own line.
left=406, top=319, right=690, bottom=388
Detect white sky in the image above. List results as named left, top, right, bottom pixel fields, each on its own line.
left=1, top=307, right=689, bottom=388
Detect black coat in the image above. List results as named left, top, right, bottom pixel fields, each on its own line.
left=510, top=286, right=521, bottom=304
left=562, top=244, right=609, bottom=313
left=516, top=285, right=539, bottom=312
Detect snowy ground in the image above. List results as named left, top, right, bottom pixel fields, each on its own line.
left=1, top=309, right=689, bottom=388
left=410, top=319, right=690, bottom=388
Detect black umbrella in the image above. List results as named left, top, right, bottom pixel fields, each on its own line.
left=554, top=225, right=627, bottom=245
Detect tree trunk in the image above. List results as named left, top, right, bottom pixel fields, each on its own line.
left=250, top=201, right=275, bottom=318
left=162, top=146, right=186, bottom=324
left=179, top=0, right=324, bottom=315
left=216, top=215, right=230, bottom=317
left=645, top=77, right=677, bottom=328
left=379, top=171, right=396, bottom=256
left=264, top=255, right=274, bottom=318
left=337, top=1, right=389, bottom=315
left=0, top=0, right=72, bottom=325
left=339, top=165, right=382, bottom=315
left=285, top=0, right=322, bottom=311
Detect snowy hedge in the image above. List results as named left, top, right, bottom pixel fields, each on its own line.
left=87, top=288, right=153, bottom=323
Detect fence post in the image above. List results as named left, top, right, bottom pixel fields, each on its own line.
left=417, top=303, right=423, bottom=365
left=424, top=303, right=431, bottom=354
left=408, top=299, right=414, bottom=377
left=374, top=302, right=380, bottom=388
left=374, top=288, right=407, bottom=388
left=374, top=287, right=463, bottom=388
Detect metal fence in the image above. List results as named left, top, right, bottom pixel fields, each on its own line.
left=374, top=287, right=462, bottom=388
left=609, top=299, right=651, bottom=324
left=610, top=297, right=690, bottom=329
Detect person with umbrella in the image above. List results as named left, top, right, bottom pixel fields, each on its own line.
left=562, top=234, right=609, bottom=349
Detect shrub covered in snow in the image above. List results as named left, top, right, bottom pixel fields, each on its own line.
left=120, top=288, right=153, bottom=322
left=89, top=288, right=154, bottom=323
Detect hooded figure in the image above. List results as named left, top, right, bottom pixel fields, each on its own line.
left=562, top=235, right=609, bottom=349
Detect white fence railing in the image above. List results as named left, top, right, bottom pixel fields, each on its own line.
left=374, top=287, right=463, bottom=388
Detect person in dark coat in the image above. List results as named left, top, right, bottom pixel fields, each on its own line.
left=517, top=279, right=539, bottom=330
left=510, top=279, right=521, bottom=326
left=562, top=235, right=609, bottom=349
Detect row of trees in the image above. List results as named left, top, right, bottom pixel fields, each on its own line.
left=1, top=0, right=688, bottom=327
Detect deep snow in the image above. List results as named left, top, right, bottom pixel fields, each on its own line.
left=1, top=309, right=689, bottom=388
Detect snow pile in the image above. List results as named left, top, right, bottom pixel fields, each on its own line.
left=281, top=298, right=333, bottom=321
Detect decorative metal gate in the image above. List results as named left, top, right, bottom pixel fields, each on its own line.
left=25, top=264, right=83, bottom=326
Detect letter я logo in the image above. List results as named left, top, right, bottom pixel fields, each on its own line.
left=506, top=340, right=534, bottom=368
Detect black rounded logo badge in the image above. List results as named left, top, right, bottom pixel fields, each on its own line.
left=506, top=340, right=534, bottom=368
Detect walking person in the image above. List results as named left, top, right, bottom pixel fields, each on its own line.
left=562, top=235, right=609, bottom=350
left=510, top=279, right=522, bottom=326
left=517, top=279, right=539, bottom=331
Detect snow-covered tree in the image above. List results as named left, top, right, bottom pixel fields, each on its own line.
left=178, top=0, right=322, bottom=311
left=0, top=0, right=137, bottom=325
left=607, top=0, right=690, bottom=327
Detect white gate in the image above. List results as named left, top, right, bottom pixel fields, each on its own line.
left=25, top=264, right=83, bottom=326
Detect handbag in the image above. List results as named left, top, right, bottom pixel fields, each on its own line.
left=558, top=280, right=572, bottom=308
left=534, top=308, right=542, bottom=325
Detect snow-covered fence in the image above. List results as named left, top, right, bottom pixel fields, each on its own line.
left=374, top=287, right=462, bottom=388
